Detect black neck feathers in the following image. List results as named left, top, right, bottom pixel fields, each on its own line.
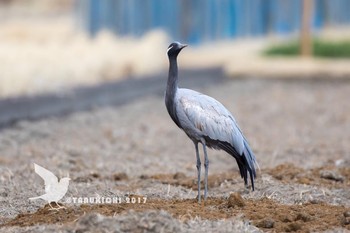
left=165, top=55, right=181, bottom=127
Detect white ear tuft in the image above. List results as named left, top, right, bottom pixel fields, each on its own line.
left=166, top=46, right=173, bottom=54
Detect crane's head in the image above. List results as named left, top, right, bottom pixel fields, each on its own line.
left=167, top=41, right=187, bottom=58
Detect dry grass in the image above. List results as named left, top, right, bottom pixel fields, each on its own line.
left=1, top=4, right=350, bottom=99
left=0, top=17, right=169, bottom=97
left=0, top=78, right=350, bottom=232
left=0, top=16, right=270, bottom=99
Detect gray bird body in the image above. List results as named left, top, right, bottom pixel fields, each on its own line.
left=165, top=42, right=258, bottom=202
left=176, top=88, right=243, bottom=149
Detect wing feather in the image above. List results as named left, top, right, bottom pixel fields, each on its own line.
left=33, top=163, right=59, bottom=193
left=177, top=89, right=244, bottom=154
left=175, top=89, right=258, bottom=190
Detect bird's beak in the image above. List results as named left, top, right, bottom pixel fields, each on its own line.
left=180, top=44, right=188, bottom=49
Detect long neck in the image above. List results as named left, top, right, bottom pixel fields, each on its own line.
left=165, top=55, right=181, bottom=128
left=166, top=56, right=179, bottom=101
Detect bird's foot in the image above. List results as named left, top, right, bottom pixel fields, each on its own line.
left=55, top=202, right=66, bottom=209
left=48, top=203, right=60, bottom=211
left=48, top=202, right=66, bottom=211
left=197, top=194, right=208, bottom=204
left=196, top=194, right=201, bottom=203
left=243, top=185, right=251, bottom=194
left=204, top=191, right=208, bottom=201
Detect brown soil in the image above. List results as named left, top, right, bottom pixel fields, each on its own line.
left=146, top=171, right=241, bottom=190
left=2, top=163, right=350, bottom=232
left=1, top=164, right=349, bottom=232
left=145, top=162, right=350, bottom=191
left=267, top=163, right=350, bottom=189
left=2, top=195, right=349, bottom=232
left=1, top=79, right=350, bottom=232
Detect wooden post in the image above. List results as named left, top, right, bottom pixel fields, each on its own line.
left=300, top=0, right=313, bottom=57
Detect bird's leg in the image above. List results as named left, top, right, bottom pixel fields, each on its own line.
left=47, top=202, right=63, bottom=211
left=202, top=142, right=209, bottom=200
left=48, top=202, right=54, bottom=210
left=194, top=142, right=201, bottom=203
left=48, top=202, right=60, bottom=211
left=55, top=202, right=66, bottom=209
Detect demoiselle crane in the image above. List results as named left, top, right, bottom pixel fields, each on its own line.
left=165, top=42, right=258, bottom=203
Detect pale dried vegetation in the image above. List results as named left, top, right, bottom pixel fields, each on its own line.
left=0, top=16, right=169, bottom=98
left=0, top=15, right=269, bottom=99
left=0, top=0, right=268, bottom=98
left=1, top=0, right=350, bottom=99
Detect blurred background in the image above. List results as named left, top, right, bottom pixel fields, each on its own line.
left=1, top=1, right=350, bottom=231
left=0, top=0, right=350, bottom=98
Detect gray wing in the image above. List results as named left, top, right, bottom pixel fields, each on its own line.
left=176, top=89, right=245, bottom=154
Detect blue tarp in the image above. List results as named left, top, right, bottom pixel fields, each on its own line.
left=76, top=0, right=350, bottom=44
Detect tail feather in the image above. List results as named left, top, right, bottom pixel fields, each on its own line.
left=29, top=196, right=40, bottom=200
left=203, top=136, right=258, bottom=190
left=243, top=140, right=258, bottom=176
left=243, top=139, right=258, bottom=191
left=217, top=140, right=257, bottom=190
left=237, top=162, right=248, bottom=185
